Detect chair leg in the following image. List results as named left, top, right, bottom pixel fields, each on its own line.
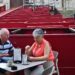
left=57, top=66, right=60, bottom=75
left=49, top=66, right=55, bottom=75
left=56, top=59, right=60, bottom=75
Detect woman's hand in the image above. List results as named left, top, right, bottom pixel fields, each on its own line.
left=25, top=45, right=30, bottom=55
left=28, top=56, right=34, bottom=61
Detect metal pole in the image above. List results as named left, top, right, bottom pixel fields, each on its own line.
left=64, top=0, right=66, bottom=10
left=33, top=0, right=35, bottom=11
left=53, top=0, right=55, bottom=11
left=41, top=0, right=44, bottom=5
left=23, top=0, right=24, bottom=8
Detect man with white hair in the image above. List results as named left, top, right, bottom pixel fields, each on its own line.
left=0, top=28, right=13, bottom=75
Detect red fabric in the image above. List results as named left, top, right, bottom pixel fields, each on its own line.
left=0, top=7, right=74, bottom=28
left=9, top=34, right=75, bottom=75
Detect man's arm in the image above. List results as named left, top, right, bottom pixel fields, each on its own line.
left=0, top=53, right=9, bottom=57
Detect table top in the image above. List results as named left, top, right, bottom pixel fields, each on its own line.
left=0, top=61, right=46, bottom=72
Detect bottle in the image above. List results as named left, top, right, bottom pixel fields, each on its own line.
left=22, top=54, right=28, bottom=65
left=13, top=48, right=22, bottom=63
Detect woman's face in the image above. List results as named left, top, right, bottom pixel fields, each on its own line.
left=34, top=36, right=43, bottom=44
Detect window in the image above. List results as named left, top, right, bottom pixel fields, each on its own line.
left=0, top=0, right=3, bottom=3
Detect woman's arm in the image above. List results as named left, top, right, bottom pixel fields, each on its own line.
left=29, top=42, right=51, bottom=61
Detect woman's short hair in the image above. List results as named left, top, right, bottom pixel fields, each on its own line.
left=32, top=28, right=44, bottom=37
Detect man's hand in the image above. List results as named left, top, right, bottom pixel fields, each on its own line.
left=0, top=53, right=9, bottom=57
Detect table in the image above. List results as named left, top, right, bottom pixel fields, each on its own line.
left=0, top=61, right=46, bottom=73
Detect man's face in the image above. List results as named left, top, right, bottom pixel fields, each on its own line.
left=1, top=34, right=9, bottom=42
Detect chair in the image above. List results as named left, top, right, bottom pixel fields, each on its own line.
left=23, top=0, right=34, bottom=8
left=30, top=51, right=60, bottom=75
left=42, top=51, right=60, bottom=75
left=23, top=0, right=49, bottom=11
left=53, top=51, right=60, bottom=75
left=48, top=0, right=57, bottom=15
left=22, top=0, right=36, bottom=11
left=42, top=65, right=55, bottom=75
left=29, top=0, right=45, bottom=11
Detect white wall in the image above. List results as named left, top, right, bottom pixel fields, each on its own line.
left=70, top=0, right=75, bottom=9
left=29, top=0, right=62, bottom=10
left=55, top=0, right=62, bottom=9
left=64, top=0, right=75, bottom=10
left=0, top=0, right=3, bottom=3
left=3, top=0, right=10, bottom=10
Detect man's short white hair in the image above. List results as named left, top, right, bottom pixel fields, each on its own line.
left=0, top=28, right=10, bottom=36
